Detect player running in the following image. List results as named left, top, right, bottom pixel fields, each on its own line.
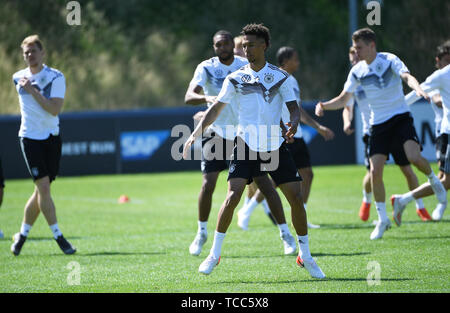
left=184, top=23, right=325, bottom=278
left=343, top=47, right=431, bottom=223
left=315, top=28, right=446, bottom=240
left=392, top=40, right=450, bottom=223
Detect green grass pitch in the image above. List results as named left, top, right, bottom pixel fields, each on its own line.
left=0, top=164, right=448, bottom=293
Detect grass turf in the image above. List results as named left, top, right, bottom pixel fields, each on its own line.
left=0, top=164, right=448, bottom=293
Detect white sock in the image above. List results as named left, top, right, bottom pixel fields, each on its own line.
left=261, top=199, right=271, bottom=214
left=198, top=221, right=208, bottom=234
left=363, top=190, right=372, bottom=203
left=278, top=223, right=290, bottom=237
left=415, top=198, right=425, bottom=209
left=20, top=223, right=32, bottom=237
left=399, top=192, right=415, bottom=206
left=375, top=202, right=388, bottom=222
left=241, top=197, right=259, bottom=216
left=210, top=231, right=226, bottom=259
left=427, top=171, right=438, bottom=180
left=49, top=223, right=63, bottom=239
left=297, top=234, right=312, bottom=260
left=243, top=196, right=250, bottom=207
left=303, top=203, right=308, bottom=211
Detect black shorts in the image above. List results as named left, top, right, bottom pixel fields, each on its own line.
left=0, top=157, right=4, bottom=188
left=227, top=137, right=302, bottom=186
left=285, top=137, right=311, bottom=169
left=200, top=133, right=234, bottom=174
left=439, top=133, right=450, bottom=173
left=19, top=135, right=62, bottom=182
left=369, top=112, right=418, bottom=166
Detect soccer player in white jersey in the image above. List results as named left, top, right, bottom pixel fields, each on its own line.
left=237, top=46, right=335, bottom=230
left=10, top=35, right=76, bottom=256
left=392, top=40, right=450, bottom=222
left=184, top=30, right=296, bottom=257
left=184, top=30, right=248, bottom=256
left=183, top=23, right=325, bottom=278
left=343, top=47, right=431, bottom=223
left=315, top=28, right=446, bottom=240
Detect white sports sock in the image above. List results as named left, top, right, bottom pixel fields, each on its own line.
left=261, top=199, right=271, bottom=214
left=375, top=202, right=388, bottom=222
left=243, top=196, right=250, bottom=207
left=297, top=234, right=312, bottom=260
left=399, top=192, right=415, bottom=206
left=210, top=231, right=226, bottom=259
left=415, top=198, right=425, bottom=209
left=427, top=171, right=438, bottom=180
left=277, top=223, right=290, bottom=237
left=49, top=223, right=63, bottom=239
left=363, top=190, right=372, bottom=203
left=20, top=223, right=32, bottom=237
left=303, top=203, right=308, bottom=211
left=198, top=221, right=208, bottom=234
left=241, top=197, right=259, bottom=216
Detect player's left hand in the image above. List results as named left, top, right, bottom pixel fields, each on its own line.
left=285, top=122, right=298, bottom=142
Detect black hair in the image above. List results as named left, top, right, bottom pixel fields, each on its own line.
left=276, top=46, right=296, bottom=66
left=240, top=23, right=270, bottom=48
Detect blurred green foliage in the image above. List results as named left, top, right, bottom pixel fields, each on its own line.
left=0, top=0, right=448, bottom=114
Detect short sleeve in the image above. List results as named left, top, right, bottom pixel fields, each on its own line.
left=421, top=69, right=442, bottom=93
left=50, top=75, right=66, bottom=99
left=216, top=76, right=236, bottom=104
left=390, top=55, right=409, bottom=76
left=279, top=77, right=297, bottom=104
left=343, top=70, right=359, bottom=94
left=189, top=64, right=207, bottom=88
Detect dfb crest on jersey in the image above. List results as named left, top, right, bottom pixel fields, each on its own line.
left=375, top=63, right=383, bottom=73
left=214, top=69, right=224, bottom=77
left=229, top=163, right=236, bottom=173
left=241, top=74, right=251, bottom=83
left=264, top=73, right=274, bottom=84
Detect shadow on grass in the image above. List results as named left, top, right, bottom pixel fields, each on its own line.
left=212, top=277, right=414, bottom=284
left=25, top=236, right=84, bottom=241
left=387, top=235, right=450, bottom=240
left=312, top=252, right=371, bottom=257
left=317, top=224, right=375, bottom=230
left=70, top=251, right=166, bottom=257
left=223, top=251, right=370, bottom=259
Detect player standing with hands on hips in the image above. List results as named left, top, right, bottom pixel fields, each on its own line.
left=10, top=35, right=76, bottom=256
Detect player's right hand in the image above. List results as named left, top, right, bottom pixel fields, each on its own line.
left=315, top=102, right=324, bottom=117
left=183, top=135, right=196, bottom=160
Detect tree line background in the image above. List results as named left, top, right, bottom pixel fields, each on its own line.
left=0, top=0, right=448, bottom=114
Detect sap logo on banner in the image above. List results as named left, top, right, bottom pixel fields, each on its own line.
left=301, top=126, right=318, bottom=144
left=121, top=130, right=170, bottom=161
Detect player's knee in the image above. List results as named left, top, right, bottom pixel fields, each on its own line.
left=201, top=181, right=216, bottom=195
left=225, top=191, right=241, bottom=208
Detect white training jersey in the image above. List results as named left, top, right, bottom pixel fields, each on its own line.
left=13, top=64, right=66, bottom=140
left=404, top=64, right=450, bottom=134
left=281, top=75, right=302, bottom=139
left=189, top=55, right=248, bottom=140
left=344, top=52, right=410, bottom=126
left=217, top=62, right=297, bottom=152
left=345, top=86, right=371, bottom=135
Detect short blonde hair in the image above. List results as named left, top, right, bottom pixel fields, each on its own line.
left=21, top=35, right=44, bottom=51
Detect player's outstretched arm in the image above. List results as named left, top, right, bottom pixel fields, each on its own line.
left=184, top=84, right=216, bottom=105
left=183, top=100, right=226, bottom=159
left=315, top=90, right=352, bottom=117
left=400, top=73, right=430, bottom=102
left=299, top=106, right=335, bottom=140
